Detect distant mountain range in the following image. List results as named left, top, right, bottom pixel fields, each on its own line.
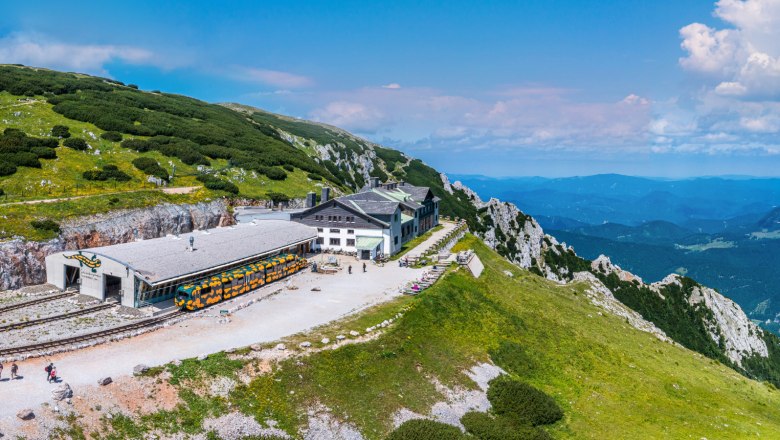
left=455, top=174, right=780, bottom=330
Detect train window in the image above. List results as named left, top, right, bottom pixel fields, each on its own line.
left=201, top=286, right=211, bottom=296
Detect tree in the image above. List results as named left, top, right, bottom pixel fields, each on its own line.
left=51, top=125, right=71, bottom=139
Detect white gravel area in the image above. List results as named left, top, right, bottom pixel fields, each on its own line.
left=304, top=407, right=364, bottom=440
left=203, top=412, right=291, bottom=440
left=1, top=308, right=135, bottom=349
left=0, top=295, right=98, bottom=326
left=0, top=285, right=60, bottom=307
left=0, top=256, right=423, bottom=428
left=392, top=363, right=505, bottom=429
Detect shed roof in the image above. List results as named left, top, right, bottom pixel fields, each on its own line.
left=81, top=220, right=317, bottom=285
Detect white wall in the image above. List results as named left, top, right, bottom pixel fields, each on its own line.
left=45, top=252, right=136, bottom=307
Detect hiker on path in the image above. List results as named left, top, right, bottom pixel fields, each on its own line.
left=49, top=366, right=58, bottom=383
left=348, top=265, right=352, bottom=274
left=363, top=262, right=367, bottom=273
left=45, top=363, right=53, bottom=382
left=0, top=361, right=3, bottom=380
left=10, top=363, right=18, bottom=380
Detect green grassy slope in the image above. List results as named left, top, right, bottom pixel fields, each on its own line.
left=102, top=236, right=780, bottom=439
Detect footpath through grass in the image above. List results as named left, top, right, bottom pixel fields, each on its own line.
left=100, top=234, right=780, bottom=439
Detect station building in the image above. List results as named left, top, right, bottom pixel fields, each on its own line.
left=291, top=178, right=440, bottom=260
left=45, top=220, right=317, bottom=308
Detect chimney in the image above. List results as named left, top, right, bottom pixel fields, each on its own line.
left=306, top=192, right=316, bottom=208
left=321, top=187, right=331, bottom=204
left=399, top=180, right=406, bottom=187
left=370, top=177, right=380, bottom=188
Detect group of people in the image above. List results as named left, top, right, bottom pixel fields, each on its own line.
left=347, top=262, right=367, bottom=274
left=0, top=361, right=58, bottom=383
left=0, top=361, right=20, bottom=380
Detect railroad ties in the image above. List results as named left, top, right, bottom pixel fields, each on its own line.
left=0, top=310, right=185, bottom=359
left=0, top=302, right=116, bottom=332
left=0, top=291, right=73, bottom=314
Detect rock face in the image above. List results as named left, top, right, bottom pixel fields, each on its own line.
left=591, top=255, right=643, bottom=284
left=0, top=199, right=233, bottom=291
left=479, top=198, right=545, bottom=269
left=662, top=274, right=768, bottom=365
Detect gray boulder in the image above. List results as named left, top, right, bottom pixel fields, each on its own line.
left=51, top=383, right=73, bottom=401
left=133, top=364, right=150, bottom=375
left=17, top=409, right=35, bottom=420
left=97, top=377, right=112, bottom=386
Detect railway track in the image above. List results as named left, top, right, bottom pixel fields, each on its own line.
left=0, top=292, right=73, bottom=315
left=0, top=302, right=116, bottom=332
left=0, top=310, right=186, bottom=359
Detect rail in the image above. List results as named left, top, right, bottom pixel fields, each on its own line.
left=0, top=302, right=116, bottom=332
left=0, top=292, right=73, bottom=315
left=0, top=310, right=185, bottom=359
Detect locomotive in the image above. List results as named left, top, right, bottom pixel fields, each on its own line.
left=174, top=253, right=307, bottom=311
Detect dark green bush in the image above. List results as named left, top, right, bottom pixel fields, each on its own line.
left=82, top=165, right=131, bottom=182
left=30, top=146, right=57, bottom=159
left=132, top=157, right=169, bottom=181
left=385, top=419, right=466, bottom=440
left=100, top=131, right=123, bottom=142
left=121, top=139, right=152, bottom=152
left=51, top=124, right=70, bottom=138
left=264, top=167, right=287, bottom=180
left=196, top=174, right=239, bottom=195
left=282, top=164, right=294, bottom=172
left=63, top=137, right=88, bottom=151
left=307, top=173, right=322, bottom=181
left=7, top=151, right=41, bottom=168
left=30, top=219, right=61, bottom=233
left=0, top=161, right=17, bottom=176
left=266, top=192, right=290, bottom=204
left=460, top=411, right=551, bottom=440
left=487, top=377, right=563, bottom=426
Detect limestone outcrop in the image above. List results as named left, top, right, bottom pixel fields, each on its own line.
left=0, top=200, right=233, bottom=291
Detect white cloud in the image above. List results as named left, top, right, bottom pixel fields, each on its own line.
left=235, top=67, right=313, bottom=88
left=310, top=101, right=386, bottom=133
left=381, top=83, right=401, bottom=89
left=0, top=33, right=159, bottom=75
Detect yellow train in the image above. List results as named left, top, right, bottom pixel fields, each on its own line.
left=174, top=253, right=307, bottom=311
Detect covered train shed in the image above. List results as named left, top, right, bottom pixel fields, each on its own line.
left=45, top=220, right=317, bottom=308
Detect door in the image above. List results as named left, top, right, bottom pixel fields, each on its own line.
left=361, top=250, right=370, bottom=260
left=104, top=275, right=122, bottom=301
left=65, top=266, right=80, bottom=289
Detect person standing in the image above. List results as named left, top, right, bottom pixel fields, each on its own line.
left=49, top=366, right=57, bottom=383
left=10, top=363, right=18, bottom=380
left=348, top=265, right=352, bottom=274
left=0, top=361, right=3, bottom=380
left=363, top=262, right=367, bottom=273
left=45, top=363, right=53, bottom=382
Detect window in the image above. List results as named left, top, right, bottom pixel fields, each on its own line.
left=347, top=229, right=354, bottom=234
left=330, top=228, right=340, bottom=233
left=317, top=228, right=323, bottom=232
left=338, top=215, right=342, bottom=221
left=394, top=236, right=399, bottom=244
left=329, top=238, right=341, bottom=245
left=346, top=239, right=355, bottom=246
left=316, top=237, right=324, bottom=244
left=395, top=213, right=400, bottom=221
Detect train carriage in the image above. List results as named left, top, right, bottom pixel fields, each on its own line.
left=174, top=254, right=307, bottom=311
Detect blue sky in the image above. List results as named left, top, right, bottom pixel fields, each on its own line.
left=2, top=0, right=780, bottom=177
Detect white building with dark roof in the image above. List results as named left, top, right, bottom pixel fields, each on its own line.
left=44, top=220, right=317, bottom=307
left=290, top=178, right=439, bottom=259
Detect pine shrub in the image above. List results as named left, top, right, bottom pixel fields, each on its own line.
left=385, top=419, right=466, bottom=440
left=460, top=411, right=551, bottom=440
left=486, top=376, right=563, bottom=426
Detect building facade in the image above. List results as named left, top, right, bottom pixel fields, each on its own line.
left=45, top=220, right=317, bottom=307
left=291, top=179, right=440, bottom=259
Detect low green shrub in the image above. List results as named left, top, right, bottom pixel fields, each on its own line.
left=82, top=165, right=131, bottom=182
left=282, top=164, right=294, bottom=172
left=6, top=151, right=41, bottom=168
left=63, top=137, right=88, bottom=151
left=460, top=411, right=551, bottom=440
left=0, top=161, right=16, bottom=176
left=132, top=157, right=169, bottom=181
left=264, top=167, right=287, bottom=181
left=486, top=376, right=563, bottom=426
left=196, top=174, right=239, bottom=195
left=307, top=173, right=322, bottom=181
left=51, top=124, right=70, bottom=138
left=100, top=131, right=123, bottom=142
left=30, top=146, right=57, bottom=159
left=30, top=219, right=61, bottom=233
left=385, top=419, right=466, bottom=440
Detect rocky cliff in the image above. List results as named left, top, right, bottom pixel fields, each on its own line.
left=0, top=200, right=233, bottom=291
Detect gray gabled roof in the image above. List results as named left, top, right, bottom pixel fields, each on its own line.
left=80, top=220, right=317, bottom=285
